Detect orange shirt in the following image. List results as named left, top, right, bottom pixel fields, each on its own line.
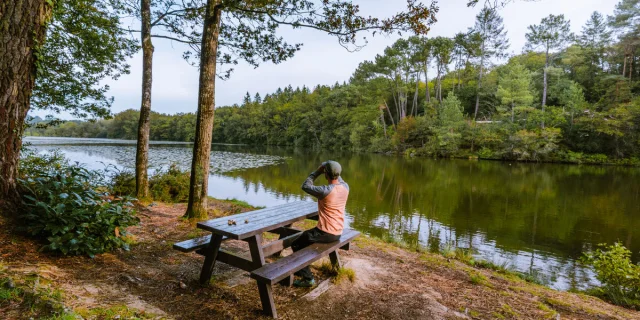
left=301, top=173, right=349, bottom=235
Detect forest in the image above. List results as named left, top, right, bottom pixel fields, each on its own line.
left=28, top=4, right=640, bottom=164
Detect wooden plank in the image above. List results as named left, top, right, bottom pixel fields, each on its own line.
left=329, top=251, right=341, bottom=269
left=268, top=226, right=301, bottom=237
left=198, top=202, right=314, bottom=232
left=198, top=234, right=224, bottom=285
left=196, top=249, right=256, bottom=273
left=172, top=235, right=228, bottom=253
left=218, top=202, right=317, bottom=236
left=250, top=230, right=360, bottom=285
left=248, top=234, right=266, bottom=268
left=199, top=201, right=310, bottom=228
left=257, top=282, right=277, bottom=318
left=271, top=225, right=297, bottom=257
left=262, top=231, right=303, bottom=257
left=278, top=275, right=293, bottom=287
left=200, top=205, right=318, bottom=240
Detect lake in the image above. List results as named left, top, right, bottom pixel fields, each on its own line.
left=24, top=137, right=640, bottom=290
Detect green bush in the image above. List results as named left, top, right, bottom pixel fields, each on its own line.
left=148, top=164, right=190, bottom=202
left=18, top=152, right=139, bottom=257
left=110, top=164, right=191, bottom=203
left=110, top=170, right=136, bottom=197
left=582, top=242, right=640, bottom=309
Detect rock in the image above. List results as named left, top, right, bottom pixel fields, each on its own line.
left=179, top=281, right=187, bottom=289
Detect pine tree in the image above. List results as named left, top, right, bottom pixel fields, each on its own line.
left=525, top=14, right=573, bottom=127
left=184, top=0, right=436, bottom=219
left=497, top=64, right=534, bottom=122
left=472, top=7, right=509, bottom=120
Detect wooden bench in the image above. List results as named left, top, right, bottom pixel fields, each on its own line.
left=173, top=234, right=229, bottom=253
left=250, top=229, right=360, bottom=319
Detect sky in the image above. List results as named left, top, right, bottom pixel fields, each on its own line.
left=41, top=0, right=620, bottom=118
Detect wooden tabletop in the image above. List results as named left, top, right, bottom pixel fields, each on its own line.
left=197, top=201, right=318, bottom=240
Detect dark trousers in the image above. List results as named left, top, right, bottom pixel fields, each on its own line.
left=291, top=227, right=340, bottom=280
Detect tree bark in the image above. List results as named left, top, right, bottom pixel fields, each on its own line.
left=135, top=0, right=154, bottom=200
left=424, top=58, right=430, bottom=104
left=185, top=0, right=223, bottom=219
left=0, top=0, right=53, bottom=204
left=411, top=72, right=419, bottom=116
left=474, top=55, right=485, bottom=120
left=541, top=48, right=549, bottom=129
left=384, top=100, right=396, bottom=129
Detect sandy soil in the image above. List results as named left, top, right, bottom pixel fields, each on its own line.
left=1, top=200, right=639, bottom=320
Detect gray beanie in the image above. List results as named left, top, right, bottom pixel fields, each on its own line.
left=324, top=160, right=342, bottom=179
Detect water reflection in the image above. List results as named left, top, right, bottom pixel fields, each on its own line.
left=24, top=137, right=640, bottom=290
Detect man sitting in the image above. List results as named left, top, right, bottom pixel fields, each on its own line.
left=291, top=160, right=349, bottom=287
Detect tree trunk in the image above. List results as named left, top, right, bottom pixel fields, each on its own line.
left=622, top=53, right=627, bottom=78
left=474, top=55, right=485, bottom=120
left=379, top=107, right=387, bottom=138
left=424, top=58, right=430, bottom=104
left=185, top=0, right=223, bottom=219
left=384, top=100, right=396, bottom=129
left=411, top=72, right=420, bottom=117
left=542, top=49, right=549, bottom=129
left=135, top=0, right=154, bottom=200
left=0, top=0, right=53, bottom=205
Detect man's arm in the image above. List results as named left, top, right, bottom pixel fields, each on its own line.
left=301, top=170, right=332, bottom=200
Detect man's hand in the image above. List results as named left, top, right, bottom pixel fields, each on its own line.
left=315, top=162, right=326, bottom=174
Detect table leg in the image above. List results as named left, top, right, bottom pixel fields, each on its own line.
left=199, top=234, right=224, bottom=285
left=274, top=224, right=292, bottom=257
left=248, top=234, right=278, bottom=318
left=329, top=251, right=342, bottom=270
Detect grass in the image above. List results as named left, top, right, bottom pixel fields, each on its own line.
left=75, top=305, right=157, bottom=319
left=316, top=262, right=356, bottom=284
left=224, top=198, right=263, bottom=210
left=468, top=271, right=492, bottom=288
left=537, top=302, right=558, bottom=319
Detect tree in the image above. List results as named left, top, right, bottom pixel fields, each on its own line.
left=431, top=37, right=455, bottom=103
left=184, top=0, right=437, bottom=219
left=580, top=12, right=612, bottom=71
left=497, top=64, right=534, bottom=122
left=525, top=14, right=573, bottom=127
left=472, top=7, right=509, bottom=120
left=560, top=82, right=587, bottom=128
left=608, top=0, right=640, bottom=81
left=112, top=0, right=205, bottom=199
left=1, top=0, right=135, bottom=204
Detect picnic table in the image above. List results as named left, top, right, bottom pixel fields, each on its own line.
left=173, top=201, right=360, bottom=319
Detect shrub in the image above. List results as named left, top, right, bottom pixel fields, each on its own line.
left=149, top=164, right=190, bottom=203
left=110, top=164, right=190, bottom=203
left=582, top=242, right=640, bottom=309
left=18, top=153, right=139, bottom=257
left=110, top=170, right=136, bottom=197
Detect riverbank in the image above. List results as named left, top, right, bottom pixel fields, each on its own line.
left=1, top=199, right=638, bottom=319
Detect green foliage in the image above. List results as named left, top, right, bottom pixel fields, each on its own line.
left=33, top=0, right=137, bottom=119
left=18, top=152, right=139, bottom=257
left=111, top=164, right=190, bottom=203
left=149, top=165, right=191, bottom=203
left=582, top=242, right=640, bottom=309
left=26, top=1, right=640, bottom=165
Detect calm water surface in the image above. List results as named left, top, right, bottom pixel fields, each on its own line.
left=24, top=137, right=640, bottom=290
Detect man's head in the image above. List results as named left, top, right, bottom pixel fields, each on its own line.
left=323, top=160, right=342, bottom=181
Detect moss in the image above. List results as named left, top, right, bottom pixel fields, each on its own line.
left=75, top=305, right=157, bottom=319
left=500, top=303, right=519, bottom=317
left=468, top=272, right=487, bottom=286
left=315, top=262, right=356, bottom=284
left=537, top=302, right=558, bottom=319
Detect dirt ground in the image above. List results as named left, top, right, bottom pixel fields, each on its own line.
left=1, top=200, right=639, bottom=320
